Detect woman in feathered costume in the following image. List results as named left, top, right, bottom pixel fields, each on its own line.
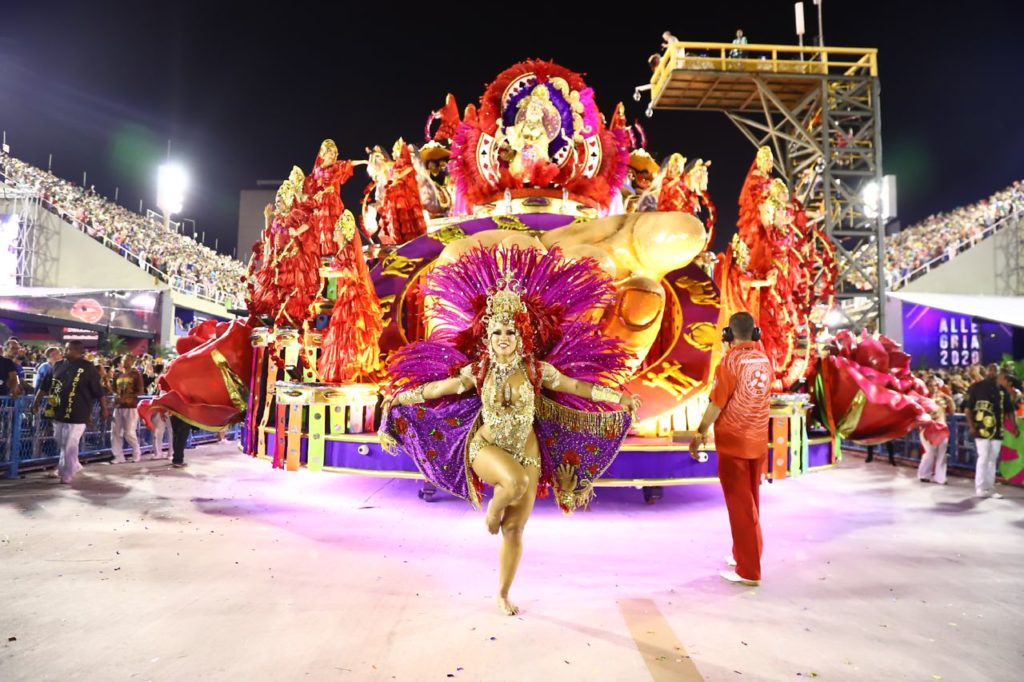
left=379, top=246, right=640, bottom=615
left=318, top=209, right=383, bottom=383
left=248, top=174, right=320, bottom=327
left=378, top=141, right=428, bottom=245
left=305, top=139, right=356, bottom=258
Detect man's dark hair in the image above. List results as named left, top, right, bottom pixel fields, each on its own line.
left=65, top=341, right=86, bottom=353
left=729, top=312, right=756, bottom=341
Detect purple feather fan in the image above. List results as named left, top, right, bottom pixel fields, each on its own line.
left=424, top=245, right=612, bottom=338
left=385, top=245, right=632, bottom=403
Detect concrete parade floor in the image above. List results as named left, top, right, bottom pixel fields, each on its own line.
left=1, top=443, right=1021, bottom=682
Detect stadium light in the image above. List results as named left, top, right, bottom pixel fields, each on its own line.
left=861, top=181, right=881, bottom=219
left=862, top=175, right=896, bottom=221
left=156, top=163, right=188, bottom=216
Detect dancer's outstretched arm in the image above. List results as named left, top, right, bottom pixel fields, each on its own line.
left=539, top=362, right=641, bottom=414
left=385, top=364, right=476, bottom=412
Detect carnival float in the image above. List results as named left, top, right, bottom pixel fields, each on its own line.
left=138, top=60, right=946, bottom=501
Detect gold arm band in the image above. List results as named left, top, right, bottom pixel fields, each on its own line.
left=398, top=385, right=426, bottom=405
left=591, top=384, right=622, bottom=404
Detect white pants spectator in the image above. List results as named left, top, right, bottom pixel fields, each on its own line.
left=917, top=439, right=948, bottom=484
left=150, top=411, right=170, bottom=459
left=111, top=407, right=141, bottom=463
left=974, top=438, right=1002, bottom=496
left=54, top=422, right=86, bottom=483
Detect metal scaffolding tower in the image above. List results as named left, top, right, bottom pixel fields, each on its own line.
left=994, top=210, right=1023, bottom=296
left=644, top=41, right=884, bottom=330
left=0, top=180, right=49, bottom=287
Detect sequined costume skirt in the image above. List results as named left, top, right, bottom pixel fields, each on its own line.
left=380, top=395, right=631, bottom=510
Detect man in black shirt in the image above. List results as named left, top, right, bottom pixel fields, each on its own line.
left=35, top=341, right=109, bottom=484
left=964, top=364, right=1019, bottom=498
left=0, top=353, right=20, bottom=397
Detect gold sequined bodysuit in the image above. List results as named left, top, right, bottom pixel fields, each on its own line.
left=468, top=361, right=560, bottom=469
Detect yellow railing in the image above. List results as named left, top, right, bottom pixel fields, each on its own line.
left=650, top=41, right=878, bottom=105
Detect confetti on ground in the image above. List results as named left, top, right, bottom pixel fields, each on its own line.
left=8, top=637, right=16, bottom=642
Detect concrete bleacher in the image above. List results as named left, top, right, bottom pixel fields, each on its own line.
left=0, top=152, right=246, bottom=309
left=0, top=194, right=235, bottom=341
left=881, top=210, right=1023, bottom=343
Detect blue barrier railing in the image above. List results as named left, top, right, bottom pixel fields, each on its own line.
left=1, top=396, right=240, bottom=479
left=842, top=414, right=992, bottom=471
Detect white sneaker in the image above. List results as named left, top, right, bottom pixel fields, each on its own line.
left=976, top=490, right=992, bottom=498
left=720, top=570, right=760, bottom=586
left=109, top=458, right=127, bottom=465
left=991, top=492, right=1004, bottom=499
left=725, top=555, right=737, bottom=568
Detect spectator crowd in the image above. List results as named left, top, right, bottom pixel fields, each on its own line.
left=1, top=152, right=246, bottom=308
left=913, top=363, right=1023, bottom=416
left=850, top=180, right=1024, bottom=291
left=1, top=336, right=169, bottom=397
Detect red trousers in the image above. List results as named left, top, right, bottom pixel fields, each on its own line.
left=718, top=455, right=764, bottom=581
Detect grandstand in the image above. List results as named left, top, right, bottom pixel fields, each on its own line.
left=0, top=151, right=246, bottom=308
left=852, top=180, right=1024, bottom=292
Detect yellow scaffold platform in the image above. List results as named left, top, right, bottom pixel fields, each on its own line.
left=649, top=41, right=878, bottom=112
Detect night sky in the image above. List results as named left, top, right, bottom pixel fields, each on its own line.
left=2, top=1, right=1022, bottom=257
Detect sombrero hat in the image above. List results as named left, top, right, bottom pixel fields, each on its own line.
left=419, top=141, right=451, bottom=162
left=628, top=149, right=659, bottom=175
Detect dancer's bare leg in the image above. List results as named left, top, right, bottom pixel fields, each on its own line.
left=496, top=463, right=540, bottom=616
left=472, top=444, right=530, bottom=534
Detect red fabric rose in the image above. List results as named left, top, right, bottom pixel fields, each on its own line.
left=563, top=451, right=581, bottom=466
left=395, top=416, right=409, bottom=435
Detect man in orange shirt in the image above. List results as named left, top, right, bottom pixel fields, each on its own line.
left=690, top=312, right=772, bottom=586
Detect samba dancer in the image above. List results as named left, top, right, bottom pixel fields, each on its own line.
left=380, top=246, right=639, bottom=615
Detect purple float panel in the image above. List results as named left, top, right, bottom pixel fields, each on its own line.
left=602, top=447, right=720, bottom=481
left=263, top=434, right=835, bottom=480
left=807, top=441, right=834, bottom=468
left=264, top=433, right=421, bottom=474
left=322, top=440, right=420, bottom=474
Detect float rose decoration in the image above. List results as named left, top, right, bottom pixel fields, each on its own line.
left=814, top=330, right=947, bottom=444
left=138, top=318, right=254, bottom=431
